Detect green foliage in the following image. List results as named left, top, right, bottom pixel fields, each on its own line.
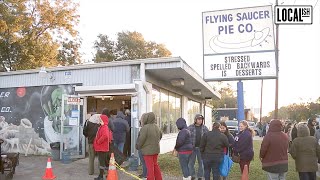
left=93, top=31, right=172, bottom=62
left=0, top=0, right=80, bottom=72
left=263, top=98, right=320, bottom=122
left=210, top=83, right=237, bottom=109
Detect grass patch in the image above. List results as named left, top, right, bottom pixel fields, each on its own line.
left=158, top=140, right=299, bottom=179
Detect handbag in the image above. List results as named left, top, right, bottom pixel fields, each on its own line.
left=231, top=152, right=240, bottom=163
left=219, top=154, right=234, bottom=177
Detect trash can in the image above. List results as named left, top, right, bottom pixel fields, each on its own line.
left=50, top=142, right=60, bottom=161
left=61, top=151, right=71, bottom=164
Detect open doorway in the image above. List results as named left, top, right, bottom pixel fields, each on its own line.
left=86, top=95, right=132, bottom=158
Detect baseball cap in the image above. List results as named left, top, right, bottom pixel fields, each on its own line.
left=194, top=114, right=204, bottom=120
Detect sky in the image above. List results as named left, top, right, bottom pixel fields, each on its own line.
left=78, top=0, right=320, bottom=117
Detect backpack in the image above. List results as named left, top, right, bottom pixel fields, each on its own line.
left=83, top=120, right=88, bottom=137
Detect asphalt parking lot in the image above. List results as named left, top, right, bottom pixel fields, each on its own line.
left=10, top=155, right=179, bottom=180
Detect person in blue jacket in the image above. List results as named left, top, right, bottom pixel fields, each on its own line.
left=233, top=120, right=255, bottom=175
left=175, top=118, right=193, bottom=180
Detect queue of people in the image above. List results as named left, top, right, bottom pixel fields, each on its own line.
left=84, top=110, right=320, bottom=180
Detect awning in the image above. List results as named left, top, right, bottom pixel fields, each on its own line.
left=75, top=83, right=138, bottom=97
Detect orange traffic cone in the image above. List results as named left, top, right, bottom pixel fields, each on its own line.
left=241, top=165, right=249, bottom=180
left=106, top=153, right=118, bottom=180
left=42, top=158, right=56, bottom=180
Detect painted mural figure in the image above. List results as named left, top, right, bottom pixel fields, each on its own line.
left=0, top=85, right=78, bottom=155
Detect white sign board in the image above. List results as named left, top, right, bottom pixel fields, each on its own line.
left=275, top=5, right=313, bottom=25
left=67, top=97, right=81, bottom=105
left=202, top=5, right=276, bottom=81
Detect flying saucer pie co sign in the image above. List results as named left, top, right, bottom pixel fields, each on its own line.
left=202, top=5, right=276, bottom=81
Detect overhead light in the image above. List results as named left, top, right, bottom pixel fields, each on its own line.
left=93, top=96, right=112, bottom=100
left=170, top=78, right=184, bottom=87
left=39, top=66, right=55, bottom=81
left=192, top=89, right=201, bottom=96
left=39, top=67, right=47, bottom=78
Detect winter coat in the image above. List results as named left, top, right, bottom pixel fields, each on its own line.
left=93, top=115, right=112, bottom=152
left=308, top=118, right=316, bottom=136
left=289, top=124, right=320, bottom=172
left=113, top=111, right=129, bottom=143
left=174, top=118, right=193, bottom=152
left=86, top=121, right=100, bottom=144
left=233, top=128, right=254, bottom=161
left=188, top=124, right=209, bottom=148
left=136, top=112, right=162, bottom=155
left=260, top=120, right=288, bottom=173
left=223, top=133, right=235, bottom=155
left=200, top=129, right=229, bottom=155
left=315, top=129, right=320, bottom=143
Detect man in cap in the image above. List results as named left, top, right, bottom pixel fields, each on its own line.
left=188, top=114, right=209, bottom=180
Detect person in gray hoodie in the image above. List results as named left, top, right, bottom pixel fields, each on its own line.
left=113, top=111, right=129, bottom=153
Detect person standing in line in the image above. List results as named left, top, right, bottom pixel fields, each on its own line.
left=200, top=122, right=229, bottom=180
left=314, top=125, right=320, bottom=144
left=175, top=118, right=193, bottom=180
left=124, top=109, right=132, bottom=158
left=113, top=111, right=129, bottom=153
left=93, top=113, right=112, bottom=180
left=308, top=117, right=317, bottom=136
left=260, top=119, right=289, bottom=180
left=290, top=124, right=320, bottom=180
left=188, top=114, right=209, bottom=180
left=233, top=120, right=254, bottom=174
left=101, top=108, right=114, bottom=170
left=136, top=113, right=148, bottom=179
left=136, top=112, right=163, bottom=180
left=83, top=114, right=100, bottom=175
left=219, top=121, right=235, bottom=180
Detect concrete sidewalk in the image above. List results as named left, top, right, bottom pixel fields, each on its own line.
left=12, top=155, right=179, bottom=180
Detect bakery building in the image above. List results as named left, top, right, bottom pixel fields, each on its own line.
left=0, top=57, right=220, bottom=159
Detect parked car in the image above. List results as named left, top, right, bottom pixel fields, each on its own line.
left=248, top=121, right=260, bottom=136
left=225, top=120, right=239, bottom=136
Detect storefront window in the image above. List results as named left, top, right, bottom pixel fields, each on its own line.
left=152, top=86, right=182, bottom=134
left=152, top=87, right=160, bottom=126
left=188, top=100, right=201, bottom=125
left=160, top=89, right=169, bottom=134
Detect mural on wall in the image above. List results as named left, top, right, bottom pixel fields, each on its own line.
left=0, top=85, right=77, bottom=155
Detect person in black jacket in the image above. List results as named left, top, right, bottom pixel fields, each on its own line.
left=200, top=122, right=229, bottom=180
left=83, top=114, right=100, bottom=175
left=175, top=118, right=193, bottom=180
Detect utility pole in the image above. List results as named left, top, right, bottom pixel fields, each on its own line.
left=260, top=79, right=263, bottom=122
left=274, top=0, right=280, bottom=119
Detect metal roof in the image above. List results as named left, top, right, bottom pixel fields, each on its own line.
left=0, top=57, right=220, bottom=100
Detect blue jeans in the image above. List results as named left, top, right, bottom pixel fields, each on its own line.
left=188, top=147, right=204, bottom=178
left=178, top=153, right=192, bottom=178
left=298, top=172, right=316, bottom=180
left=202, top=153, right=223, bottom=180
left=114, top=142, right=125, bottom=153
left=267, top=172, right=287, bottom=180
left=138, top=150, right=147, bottom=177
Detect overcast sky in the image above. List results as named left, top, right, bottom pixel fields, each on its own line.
left=78, top=0, right=320, bottom=116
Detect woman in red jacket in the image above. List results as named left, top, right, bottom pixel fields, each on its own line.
left=93, top=114, right=112, bottom=180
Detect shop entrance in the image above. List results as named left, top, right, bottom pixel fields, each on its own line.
left=86, top=95, right=133, bottom=157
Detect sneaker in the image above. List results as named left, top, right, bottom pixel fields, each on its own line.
left=191, top=177, right=196, bottom=180
left=138, top=174, right=147, bottom=178
left=94, top=176, right=103, bottom=180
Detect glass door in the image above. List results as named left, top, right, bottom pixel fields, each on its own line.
left=60, top=94, right=85, bottom=159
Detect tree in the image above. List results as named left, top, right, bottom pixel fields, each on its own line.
left=0, top=0, right=80, bottom=72
left=265, top=98, right=320, bottom=122
left=93, top=31, right=172, bottom=62
left=210, top=84, right=237, bottom=109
